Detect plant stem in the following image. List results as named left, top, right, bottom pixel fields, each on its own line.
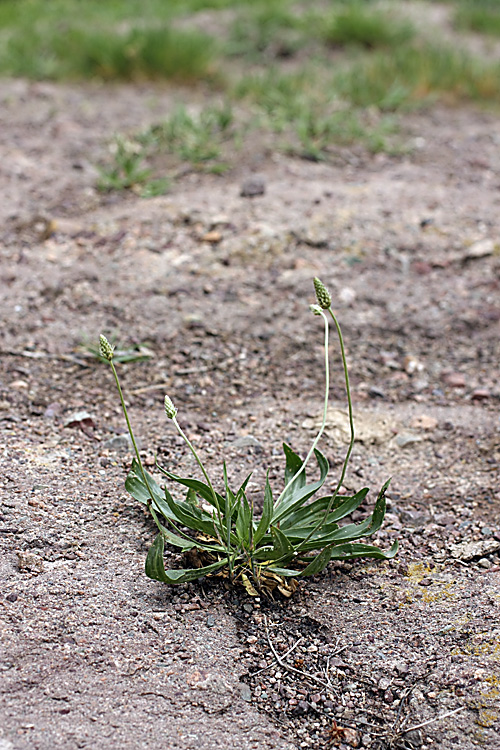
left=171, top=415, right=227, bottom=550
left=110, top=361, right=159, bottom=512
left=275, top=309, right=330, bottom=508
left=294, top=305, right=355, bottom=552
left=109, top=357, right=222, bottom=548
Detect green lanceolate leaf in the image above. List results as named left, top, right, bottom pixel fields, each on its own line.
left=145, top=534, right=227, bottom=583
left=222, top=462, right=234, bottom=548
left=254, top=473, right=273, bottom=545
left=235, top=491, right=252, bottom=546
left=281, top=488, right=369, bottom=530
left=328, top=540, right=399, bottom=560
left=273, top=448, right=329, bottom=524
left=157, top=466, right=225, bottom=511
left=125, top=459, right=177, bottom=520
left=156, top=521, right=198, bottom=551
left=237, top=472, right=253, bottom=498
left=296, top=518, right=374, bottom=551
left=283, top=443, right=306, bottom=491
left=162, top=487, right=223, bottom=538
left=300, top=545, right=334, bottom=577
left=271, top=526, right=295, bottom=560
left=252, top=545, right=280, bottom=561
left=264, top=565, right=301, bottom=577
left=364, top=478, right=391, bottom=536
left=185, top=487, right=199, bottom=507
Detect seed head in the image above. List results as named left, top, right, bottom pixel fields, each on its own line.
left=164, top=395, right=177, bottom=420
left=99, top=334, right=114, bottom=362
left=313, top=277, right=332, bottom=310
left=309, top=304, right=323, bottom=316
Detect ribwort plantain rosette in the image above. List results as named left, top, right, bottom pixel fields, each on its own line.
left=100, top=278, right=398, bottom=596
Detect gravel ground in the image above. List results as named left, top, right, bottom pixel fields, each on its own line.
left=0, top=76, right=499, bottom=749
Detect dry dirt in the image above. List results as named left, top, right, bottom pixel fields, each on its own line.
left=0, top=79, right=499, bottom=750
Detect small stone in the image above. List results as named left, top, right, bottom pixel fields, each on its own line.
left=16, top=551, right=44, bottom=573
left=63, top=410, right=95, bottom=428
left=478, top=558, right=492, bottom=569
left=449, top=539, right=500, bottom=561
left=395, top=432, right=422, bottom=448
left=343, top=727, right=360, bottom=747
left=394, top=661, right=409, bottom=675
left=6, top=593, right=18, bottom=602
left=231, top=435, right=263, bottom=450
left=239, top=683, right=252, bottom=702
left=404, top=355, right=424, bottom=375
left=294, top=700, right=309, bottom=715
left=378, top=677, right=391, bottom=691
left=206, top=615, right=216, bottom=628
left=441, top=372, right=466, bottom=388
left=103, top=434, right=134, bottom=452
left=240, top=176, right=266, bottom=197
left=10, top=380, right=28, bottom=390
left=471, top=389, right=490, bottom=401
left=410, top=414, right=438, bottom=430
left=368, top=386, right=386, bottom=399
left=462, top=238, right=494, bottom=261
left=44, top=402, right=61, bottom=418
left=201, top=230, right=222, bottom=244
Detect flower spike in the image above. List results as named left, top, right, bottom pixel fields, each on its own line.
left=164, top=395, right=177, bottom=420
left=313, top=277, right=332, bottom=310
left=99, top=334, right=115, bottom=361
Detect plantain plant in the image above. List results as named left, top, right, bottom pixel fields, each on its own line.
left=99, top=278, right=398, bottom=597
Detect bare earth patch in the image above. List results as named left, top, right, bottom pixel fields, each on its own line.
left=0, top=79, right=499, bottom=749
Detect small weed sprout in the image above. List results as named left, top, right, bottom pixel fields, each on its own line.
left=100, top=279, right=398, bottom=597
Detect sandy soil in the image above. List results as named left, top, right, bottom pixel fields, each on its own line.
left=0, top=78, right=499, bottom=750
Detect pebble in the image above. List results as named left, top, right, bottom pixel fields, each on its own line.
left=410, top=414, right=438, bottom=430
left=44, top=402, right=61, bottom=418
left=240, top=176, right=266, bottom=197
left=9, top=380, right=28, bottom=390
left=103, top=434, right=134, bottom=452
left=231, top=435, right=263, bottom=450
left=239, top=683, right=252, bottom=702
left=201, top=230, right=222, bottom=244
left=441, top=372, right=466, bottom=388
left=16, top=551, right=44, bottom=573
left=394, top=432, right=422, bottom=448
left=462, top=238, right=494, bottom=261
left=63, top=410, right=95, bottom=428
left=471, top=389, right=490, bottom=401
left=478, top=558, right=492, bottom=569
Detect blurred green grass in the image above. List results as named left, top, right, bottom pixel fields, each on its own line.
left=2, top=0, right=499, bottom=189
